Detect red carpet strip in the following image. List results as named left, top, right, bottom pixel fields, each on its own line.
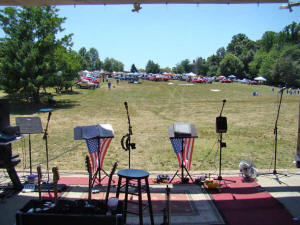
left=209, top=176, right=300, bottom=225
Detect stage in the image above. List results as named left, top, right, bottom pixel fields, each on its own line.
left=0, top=170, right=300, bottom=225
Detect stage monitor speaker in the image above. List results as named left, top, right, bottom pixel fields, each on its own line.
left=0, top=98, right=10, bottom=130
left=216, top=116, right=227, bottom=133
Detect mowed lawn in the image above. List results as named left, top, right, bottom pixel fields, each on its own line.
left=2, top=79, right=299, bottom=173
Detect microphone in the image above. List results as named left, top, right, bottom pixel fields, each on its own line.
left=124, top=102, right=128, bottom=109
left=222, top=99, right=226, bottom=103
left=47, top=112, right=52, bottom=122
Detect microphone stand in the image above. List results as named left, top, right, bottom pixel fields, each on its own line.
left=217, top=100, right=226, bottom=181
left=43, top=112, right=51, bottom=182
left=261, top=88, right=287, bottom=179
left=123, top=102, right=136, bottom=169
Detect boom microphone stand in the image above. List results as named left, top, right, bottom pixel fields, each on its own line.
left=43, top=111, right=51, bottom=182
left=121, top=102, right=136, bottom=169
left=267, top=87, right=287, bottom=176
left=40, top=111, right=67, bottom=192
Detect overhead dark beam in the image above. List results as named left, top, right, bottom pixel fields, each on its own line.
left=0, top=0, right=288, bottom=6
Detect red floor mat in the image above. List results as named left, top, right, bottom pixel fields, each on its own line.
left=210, top=177, right=300, bottom=225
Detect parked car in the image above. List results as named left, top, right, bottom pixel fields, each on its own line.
left=76, top=80, right=97, bottom=89
left=248, top=80, right=260, bottom=85
left=190, top=77, right=206, bottom=83
left=221, top=79, right=233, bottom=83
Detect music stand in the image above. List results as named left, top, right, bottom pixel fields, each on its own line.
left=168, top=123, right=197, bottom=183
left=16, top=117, right=43, bottom=174
left=74, top=124, right=114, bottom=187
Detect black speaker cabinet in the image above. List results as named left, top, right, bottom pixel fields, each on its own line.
left=0, top=98, right=10, bottom=130
left=216, top=116, right=227, bottom=133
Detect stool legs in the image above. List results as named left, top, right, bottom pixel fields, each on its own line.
left=116, top=176, right=122, bottom=198
left=138, top=179, right=143, bottom=225
left=145, top=178, right=154, bottom=225
left=116, top=176, right=154, bottom=225
left=124, top=178, right=129, bottom=224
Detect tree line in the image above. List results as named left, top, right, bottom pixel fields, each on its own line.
left=155, top=22, right=300, bottom=88
left=0, top=6, right=299, bottom=103
left=0, top=6, right=124, bottom=102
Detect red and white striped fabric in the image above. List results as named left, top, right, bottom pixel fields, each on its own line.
left=183, top=138, right=195, bottom=170
left=86, top=138, right=112, bottom=172
left=171, top=138, right=195, bottom=171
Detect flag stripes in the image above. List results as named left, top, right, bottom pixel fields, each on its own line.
left=170, top=138, right=195, bottom=171
left=86, top=138, right=112, bottom=172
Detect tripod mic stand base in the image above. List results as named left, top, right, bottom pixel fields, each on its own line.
left=272, top=170, right=287, bottom=176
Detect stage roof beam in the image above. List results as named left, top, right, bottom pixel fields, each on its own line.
left=0, top=0, right=288, bottom=6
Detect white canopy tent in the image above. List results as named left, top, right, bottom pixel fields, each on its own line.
left=187, top=72, right=197, bottom=77
left=254, top=76, right=267, bottom=81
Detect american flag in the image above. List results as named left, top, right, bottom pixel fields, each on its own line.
left=170, top=138, right=195, bottom=171
left=86, top=138, right=112, bottom=172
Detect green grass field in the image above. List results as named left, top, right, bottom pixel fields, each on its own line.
left=2, top=79, right=299, bottom=174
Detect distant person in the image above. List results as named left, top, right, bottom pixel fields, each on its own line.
left=117, top=79, right=120, bottom=85
left=108, top=81, right=111, bottom=90
left=272, top=86, right=274, bottom=93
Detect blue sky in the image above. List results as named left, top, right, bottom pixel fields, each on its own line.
left=2, top=4, right=300, bottom=71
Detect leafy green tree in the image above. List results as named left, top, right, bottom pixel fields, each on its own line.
left=78, top=47, right=89, bottom=70
left=195, top=57, right=208, bottom=75
left=88, top=47, right=99, bottom=70
left=84, top=52, right=91, bottom=71
left=226, top=33, right=257, bottom=76
left=278, top=22, right=300, bottom=46
left=0, top=6, right=71, bottom=102
left=259, top=31, right=278, bottom=52
left=206, top=47, right=226, bottom=76
left=248, top=50, right=267, bottom=79
left=145, top=60, right=160, bottom=74
left=216, top=47, right=226, bottom=59
left=257, top=49, right=279, bottom=83
left=218, top=54, right=244, bottom=78
left=103, top=57, right=112, bottom=72
left=180, top=59, right=192, bottom=73
left=172, top=64, right=185, bottom=74
left=79, top=47, right=87, bottom=57
left=53, top=47, right=81, bottom=92
left=94, top=58, right=102, bottom=70
left=103, top=57, right=124, bottom=72
left=160, top=67, right=171, bottom=73
left=271, top=44, right=300, bottom=86
left=130, top=64, right=138, bottom=73
left=111, top=59, right=124, bottom=72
